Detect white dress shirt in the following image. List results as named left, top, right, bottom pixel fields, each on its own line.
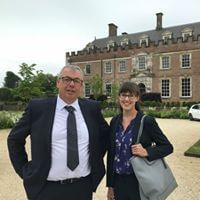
left=47, top=96, right=91, bottom=180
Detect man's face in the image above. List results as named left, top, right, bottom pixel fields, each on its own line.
left=56, top=68, right=83, bottom=104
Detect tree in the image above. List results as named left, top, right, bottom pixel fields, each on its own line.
left=4, top=71, right=21, bottom=88
left=33, top=72, right=57, bottom=97
left=13, top=63, right=44, bottom=102
left=89, top=74, right=103, bottom=99
left=111, top=83, right=119, bottom=103
left=0, top=87, right=14, bottom=101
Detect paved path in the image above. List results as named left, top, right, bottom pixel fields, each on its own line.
left=1, top=118, right=200, bottom=200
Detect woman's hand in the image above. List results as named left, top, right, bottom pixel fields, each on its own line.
left=131, top=143, right=148, bottom=157
left=107, top=187, right=115, bottom=200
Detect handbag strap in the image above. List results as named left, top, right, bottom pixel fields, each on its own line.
left=137, top=114, right=168, bottom=168
left=136, top=115, right=146, bottom=144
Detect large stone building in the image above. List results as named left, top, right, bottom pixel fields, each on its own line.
left=66, top=13, right=200, bottom=102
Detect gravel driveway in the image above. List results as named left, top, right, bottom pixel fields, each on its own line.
left=1, top=118, right=200, bottom=200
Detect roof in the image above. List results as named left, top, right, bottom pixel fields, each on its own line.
left=87, top=21, right=200, bottom=49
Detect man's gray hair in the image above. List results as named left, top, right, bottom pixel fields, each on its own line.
left=58, top=65, right=84, bottom=79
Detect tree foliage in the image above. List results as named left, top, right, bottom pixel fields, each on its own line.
left=89, top=74, right=103, bottom=99
left=4, top=71, right=21, bottom=88
left=111, top=82, right=119, bottom=103
left=33, top=72, right=57, bottom=96
left=12, top=63, right=57, bottom=102
left=0, top=87, right=14, bottom=101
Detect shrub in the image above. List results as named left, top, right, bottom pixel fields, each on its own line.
left=141, top=92, right=161, bottom=102
left=0, top=111, right=22, bottom=129
left=144, top=110, right=161, bottom=118
left=144, top=109, right=188, bottom=119
left=102, top=108, right=119, bottom=118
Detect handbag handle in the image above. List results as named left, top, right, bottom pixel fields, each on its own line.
left=136, top=115, right=146, bottom=144
left=136, top=115, right=167, bottom=168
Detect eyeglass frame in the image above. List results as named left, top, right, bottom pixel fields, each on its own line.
left=119, top=93, right=137, bottom=100
left=59, top=76, right=83, bottom=85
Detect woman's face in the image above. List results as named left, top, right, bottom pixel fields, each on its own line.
left=119, top=92, right=139, bottom=112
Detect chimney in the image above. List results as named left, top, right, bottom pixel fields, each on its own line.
left=122, top=32, right=128, bottom=35
left=156, top=12, right=163, bottom=31
left=108, top=23, right=118, bottom=37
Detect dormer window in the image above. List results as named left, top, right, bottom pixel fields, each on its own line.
left=139, top=34, right=149, bottom=46
left=120, top=38, right=129, bottom=46
left=107, top=40, right=115, bottom=49
left=182, top=28, right=193, bottom=41
left=162, top=31, right=172, bottom=43
left=86, top=43, right=94, bottom=51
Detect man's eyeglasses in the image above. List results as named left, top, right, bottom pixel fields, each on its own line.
left=59, top=76, right=83, bottom=85
left=119, top=93, right=135, bottom=100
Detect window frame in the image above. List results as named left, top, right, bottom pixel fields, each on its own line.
left=160, top=56, right=170, bottom=69
left=180, top=53, right=191, bottom=68
left=182, top=28, right=193, bottom=41
left=105, top=82, right=112, bottom=97
left=118, top=60, right=126, bottom=72
left=84, top=64, right=91, bottom=75
left=180, top=77, right=192, bottom=98
left=137, top=55, right=146, bottom=70
left=84, top=82, right=91, bottom=98
left=104, top=62, right=112, bottom=73
left=162, top=31, right=172, bottom=43
left=161, top=78, right=171, bottom=98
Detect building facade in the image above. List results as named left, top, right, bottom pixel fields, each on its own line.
left=67, top=13, right=200, bottom=102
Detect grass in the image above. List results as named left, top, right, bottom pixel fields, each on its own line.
left=184, top=139, right=200, bottom=158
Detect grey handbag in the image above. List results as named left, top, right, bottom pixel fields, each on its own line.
left=129, top=115, right=178, bottom=200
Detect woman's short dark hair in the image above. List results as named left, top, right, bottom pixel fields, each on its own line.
left=118, top=82, right=140, bottom=97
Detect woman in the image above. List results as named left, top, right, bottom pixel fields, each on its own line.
left=106, top=82, right=173, bottom=200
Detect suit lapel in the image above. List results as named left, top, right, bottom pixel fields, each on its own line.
left=78, top=98, right=93, bottom=137
left=43, top=97, right=57, bottom=150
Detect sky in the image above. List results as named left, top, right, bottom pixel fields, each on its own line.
left=1, top=0, right=200, bottom=86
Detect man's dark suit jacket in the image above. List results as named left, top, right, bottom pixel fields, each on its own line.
left=106, top=111, right=173, bottom=188
left=7, top=97, right=109, bottom=199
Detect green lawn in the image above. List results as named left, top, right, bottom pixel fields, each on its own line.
left=184, top=139, right=200, bottom=158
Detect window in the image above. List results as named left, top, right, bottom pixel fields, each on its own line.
left=140, top=39, right=148, bottom=46
left=162, top=31, right=172, bottom=43
left=181, top=54, right=191, bottom=68
left=107, top=40, right=115, bottom=49
left=181, top=78, right=191, bottom=97
left=86, top=43, right=94, bottom=51
left=105, top=83, right=112, bottom=96
left=139, top=34, right=149, bottom=46
left=119, top=60, right=126, bottom=72
left=161, top=56, right=170, bottom=69
left=84, top=83, right=91, bottom=97
left=182, top=28, right=193, bottom=41
left=121, top=38, right=129, bottom=46
left=182, top=33, right=191, bottom=41
left=161, top=79, right=170, bottom=97
left=104, top=62, right=112, bottom=73
left=85, top=64, right=91, bottom=74
left=137, top=56, right=146, bottom=70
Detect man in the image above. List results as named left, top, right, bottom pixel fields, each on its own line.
left=7, top=65, right=109, bottom=200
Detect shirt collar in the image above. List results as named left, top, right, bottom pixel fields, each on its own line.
left=57, top=95, right=79, bottom=111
